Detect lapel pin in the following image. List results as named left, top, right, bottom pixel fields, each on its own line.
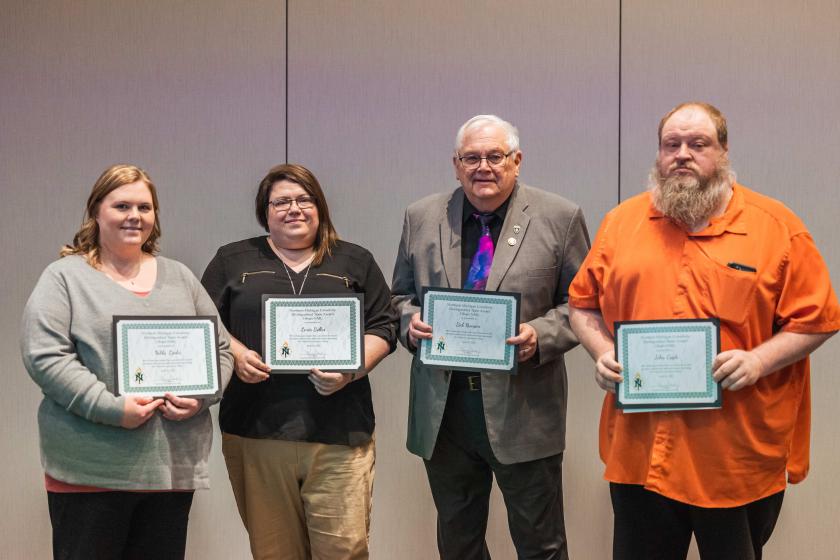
left=507, top=237, right=517, bottom=246
left=513, top=225, right=521, bottom=234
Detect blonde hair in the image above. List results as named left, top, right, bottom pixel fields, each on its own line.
left=60, top=164, right=161, bottom=265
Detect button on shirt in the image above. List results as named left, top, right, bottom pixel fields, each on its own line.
left=569, top=183, right=840, bottom=507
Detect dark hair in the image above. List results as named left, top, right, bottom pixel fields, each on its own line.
left=658, top=101, right=728, bottom=149
left=61, top=164, right=161, bottom=265
left=254, top=163, right=339, bottom=266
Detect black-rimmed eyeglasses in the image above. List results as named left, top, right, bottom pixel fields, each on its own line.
left=456, top=151, right=514, bottom=170
left=268, top=196, right=316, bottom=212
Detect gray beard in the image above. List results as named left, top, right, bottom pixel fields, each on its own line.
left=648, top=161, right=733, bottom=229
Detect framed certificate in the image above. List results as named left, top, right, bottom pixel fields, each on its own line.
left=419, top=287, right=520, bottom=374
left=113, top=316, right=221, bottom=398
left=262, top=294, right=365, bottom=373
left=614, top=319, right=721, bottom=412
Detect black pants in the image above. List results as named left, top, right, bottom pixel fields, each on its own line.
left=423, top=375, right=568, bottom=560
left=48, top=490, right=194, bottom=560
left=610, top=483, right=784, bottom=560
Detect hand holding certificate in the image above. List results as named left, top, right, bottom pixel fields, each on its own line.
left=419, top=287, right=520, bottom=373
left=113, top=316, right=221, bottom=398
left=614, top=319, right=721, bottom=412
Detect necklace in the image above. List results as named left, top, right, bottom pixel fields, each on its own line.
left=282, top=261, right=311, bottom=295
left=100, top=260, right=142, bottom=286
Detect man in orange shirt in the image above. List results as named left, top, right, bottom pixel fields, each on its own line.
left=569, top=102, right=840, bottom=560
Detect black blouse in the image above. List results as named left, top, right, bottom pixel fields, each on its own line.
left=201, top=237, right=398, bottom=446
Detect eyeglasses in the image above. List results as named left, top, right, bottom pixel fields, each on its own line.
left=268, top=195, right=316, bottom=212
left=457, top=151, right=514, bottom=170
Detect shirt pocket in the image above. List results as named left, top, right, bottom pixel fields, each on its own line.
left=239, top=270, right=277, bottom=284
left=315, top=272, right=351, bottom=288
left=314, top=272, right=358, bottom=294
left=526, top=265, right=559, bottom=278
left=701, top=262, right=757, bottom=325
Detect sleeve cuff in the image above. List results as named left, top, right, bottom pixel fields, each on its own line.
left=94, top=395, right=126, bottom=427
left=569, top=295, right=600, bottom=309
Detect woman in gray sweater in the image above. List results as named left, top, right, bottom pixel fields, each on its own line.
left=20, top=164, right=233, bottom=560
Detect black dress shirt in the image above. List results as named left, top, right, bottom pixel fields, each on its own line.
left=201, top=237, right=397, bottom=446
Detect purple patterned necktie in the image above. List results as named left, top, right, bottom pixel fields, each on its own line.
left=464, top=213, right=495, bottom=291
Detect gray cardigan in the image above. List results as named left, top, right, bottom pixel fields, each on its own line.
left=20, top=255, right=233, bottom=490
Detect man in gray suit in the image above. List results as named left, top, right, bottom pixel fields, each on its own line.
left=391, top=114, right=590, bottom=559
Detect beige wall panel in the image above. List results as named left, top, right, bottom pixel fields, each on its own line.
left=5, top=0, right=835, bottom=557
left=622, top=2, right=840, bottom=559
left=288, top=1, right=619, bottom=558
left=0, top=1, right=284, bottom=557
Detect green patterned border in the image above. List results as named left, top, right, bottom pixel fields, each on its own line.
left=421, top=293, right=515, bottom=367
left=267, top=299, right=359, bottom=367
left=620, top=324, right=714, bottom=401
left=119, top=321, right=215, bottom=393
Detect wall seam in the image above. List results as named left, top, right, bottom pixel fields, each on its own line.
left=285, top=0, right=289, bottom=162
left=617, top=0, right=622, bottom=204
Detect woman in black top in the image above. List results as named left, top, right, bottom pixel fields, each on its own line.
left=201, top=164, right=397, bottom=559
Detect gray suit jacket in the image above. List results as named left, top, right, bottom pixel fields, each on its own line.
left=391, top=183, right=590, bottom=463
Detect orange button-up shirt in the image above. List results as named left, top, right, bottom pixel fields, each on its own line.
left=569, top=184, right=840, bottom=507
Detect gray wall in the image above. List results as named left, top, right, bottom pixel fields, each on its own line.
left=1, top=1, right=837, bottom=558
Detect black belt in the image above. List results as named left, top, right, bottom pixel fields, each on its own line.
left=450, top=372, right=481, bottom=392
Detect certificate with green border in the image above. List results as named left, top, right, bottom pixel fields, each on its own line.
left=614, top=319, right=721, bottom=412
left=262, top=294, right=364, bottom=374
left=113, top=316, right=221, bottom=398
left=419, top=287, right=520, bottom=374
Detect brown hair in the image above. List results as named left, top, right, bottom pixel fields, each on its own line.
left=658, top=101, right=728, bottom=149
left=60, top=164, right=161, bottom=265
left=254, top=163, right=339, bottom=266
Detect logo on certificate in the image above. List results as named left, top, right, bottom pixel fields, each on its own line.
left=633, top=372, right=642, bottom=390
left=134, top=367, right=144, bottom=384
left=280, top=341, right=291, bottom=358
left=436, top=336, right=446, bottom=352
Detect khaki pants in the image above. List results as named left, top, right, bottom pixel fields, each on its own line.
left=222, top=433, right=375, bottom=560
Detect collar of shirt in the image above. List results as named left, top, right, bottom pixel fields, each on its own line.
left=462, top=192, right=511, bottom=225
left=647, top=183, right=748, bottom=237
